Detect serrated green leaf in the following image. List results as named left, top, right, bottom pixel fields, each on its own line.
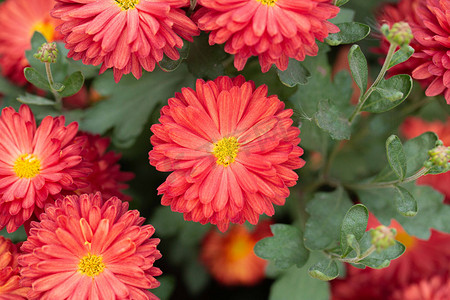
left=348, top=44, right=368, bottom=95
left=362, top=74, right=412, bottom=113
left=386, top=135, right=407, bottom=180
left=17, top=93, right=55, bottom=106
left=23, top=67, right=50, bottom=91
left=340, top=204, right=369, bottom=256
left=325, top=22, right=370, bottom=46
left=304, top=188, right=353, bottom=250
left=394, top=185, right=418, bottom=216
left=276, top=59, right=311, bottom=87
left=255, top=224, right=309, bottom=269
left=59, top=71, right=84, bottom=97
left=315, top=99, right=351, bottom=140
left=388, top=46, right=414, bottom=70
left=357, top=232, right=405, bottom=269
left=308, top=259, right=339, bottom=281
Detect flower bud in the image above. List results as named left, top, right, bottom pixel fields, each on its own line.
left=382, top=22, right=413, bottom=47
left=428, top=144, right=450, bottom=169
left=370, top=226, right=396, bottom=252
left=34, top=42, right=58, bottom=63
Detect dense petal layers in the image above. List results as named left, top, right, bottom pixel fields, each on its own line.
left=76, top=132, right=135, bottom=201
left=201, top=220, right=271, bottom=286
left=0, top=0, right=62, bottom=85
left=0, top=237, right=29, bottom=299
left=149, top=75, right=305, bottom=231
left=19, top=193, right=162, bottom=300
left=52, top=0, right=199, bottom=82
left=391, top=276, right=450, bottom=300
left=195, top=0, right=339, bottom=72
left=0, top=105, right=91, bottom=233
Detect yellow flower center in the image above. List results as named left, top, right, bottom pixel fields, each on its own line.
left=78, top=254, right=105, bottom=277
left=395, top=230, right=417, bottom=249
left=114, top=0, right=139, bottom=10
left=256, top=0, right=277, bottom=6
left=30, top=22, right=55, bottom=42
left=13, top=154, right=41, bottom=179
left=213, top=137, right=240, bottom=167
left=226, top=231, right=255, bottom=262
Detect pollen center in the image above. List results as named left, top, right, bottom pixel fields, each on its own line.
left=78, top=254, right=105, bottom=277
left=213, top=137, right=240, bottom=167
left=31, top=22, right=55, bottom=42
left=13, top=154, right=40, bottom=179
left=226, top=233, right=254, bottom=262
left=256, top=0, right=277, bottom=6
left=396, top=230, right=416, bottom=249
left=114, top=0, right=139, bottom=10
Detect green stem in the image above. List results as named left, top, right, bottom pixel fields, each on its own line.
left=344, top=167, right=430, bottom=190
left=45, top=62, right=62, bottom=110
left=326, top=245, right=376, bottom=264
left=348, top=43, right=398, bottom=123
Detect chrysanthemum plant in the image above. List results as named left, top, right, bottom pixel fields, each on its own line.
left=0, top=0, right=449, bottom=299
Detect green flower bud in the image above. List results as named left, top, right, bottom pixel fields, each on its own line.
left=382, top=22, right=413, bottom=47
left=428, top=144, right=450, bottom=169
left=34, top=42, right=58, bottom=64
left=370, top=226, right=396, bottom=252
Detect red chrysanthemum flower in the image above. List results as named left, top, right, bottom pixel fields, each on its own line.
left=0, top=237, right=29, bottom=299
left=76, top=132, right=135, bottom=201
left=149, top=75, right=305, bottom=231
left=194, top=0, right=339, bottom=72
left=51, top=0, right=199, bottom=82
left=200, top=220, right=272, bottom=286
left=0, top=0, right=62, bottom=85
left=400, top=116, right=450, bottom=202
left=0, top=105, right=91, bottom=233
left=331, top=215, right=450, bottom=300
left=391, top=275, right=450, bottom=300
left=19, top=193, right=162, bottom=300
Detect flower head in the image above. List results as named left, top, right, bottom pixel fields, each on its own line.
left=0, top=0, right=62, bottom=85
left=34, top=42, right=59, bottom=64
left=76, top=132, right=135, bottom=201
left=200, top=220, right=272, bottom=286
left=391, top=276, right=450, bottom=300
left=149, top=75, right=305, bottom=231
left=19, top=193, right=162, bottom=300
left=51, top=0, right=199, bottom=82
left=0, top=237, right=29, bottom=299
left=194, top=0, right=339, bottom=72
left=0, top=105, right=91, bottom=233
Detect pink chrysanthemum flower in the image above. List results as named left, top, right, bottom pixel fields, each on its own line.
left=51, top=0, right=199, bottom=82
left=200, top=220, right=272, bottom=286
left=0, top=237, right=29, bottom=299
left=391, top=276, right=450, bottom=300
left=149, top=75, right=305, bottom=231
left=19, top=193, right=162, bottom=300
left=0, top=0, right=62, bottom=85
left=194, top=0, right=339, bottom=72
left=0, top=105, right=91, bottom=233
left=76, top=132, right=135, bottom=201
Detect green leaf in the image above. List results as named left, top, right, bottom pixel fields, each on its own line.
left=329, top=7, right=354, bottom=24
left=0, top=226, right=27, bottom=243
left=0, top=77, right=23, bottom=98
left=348, top=44, right=368, bottom=95
left=345, top=234, right=361, bottom=257
left=308, top=259, right=339, bottom=281
left=357, top=232, right=405, bottom=269
left=357, top=183, right=448, bottom=239
left=80, top=65, right=194, bottom=148
left=255, top=224, right=309, bottom=269
left=17, top=93, right=55, bottom=106
left=152, top=276, right=175, bottom=300
left=23, top=67, right=50, bottom=91
left=304, top=188, right=353, bottom=250
left=404, top=132, right=437, bottom=177
left=388, top=46, right=414, bottom=70
left=59, top=71, right=84, bottom=97
left=340, top=204, right=369, bottom=256
left=276, top=59, right=311, bottom=87
left=394, top=185, right=418, bottom=217
left=315, top=99, right=351, bottom=140
left=159, top=42, right=190, bottom=72
left=362, top=74, right=413, bottom=113
left=270, top=265, right=330, bottom=300
left=25, top=32, right=47, bottom=76
left=334, top=0, right=350, bottom=6
left=386, top=135, right=407, bottom=180
left=325, top=22, right=371, bottom=46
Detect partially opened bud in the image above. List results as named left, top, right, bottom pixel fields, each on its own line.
left=382, top=22, right=413, bottom=47
left=33, top=42, right=58, bottom=63
left=427, top=143, right=450, bottom=169
left=370, top=225, right=397, bottom=252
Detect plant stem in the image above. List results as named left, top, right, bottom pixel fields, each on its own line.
left=45, top=62, right=62, bottom=110
left=348, top=43, right=398, bottom=123
left=344, top=167, right=430, bottom=190
left=326, top=245, right=376, bottom=264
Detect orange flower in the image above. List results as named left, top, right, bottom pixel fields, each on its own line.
left=0, top=237, right=29, bottom=299
left=201, top=220, right=272, bottom=286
